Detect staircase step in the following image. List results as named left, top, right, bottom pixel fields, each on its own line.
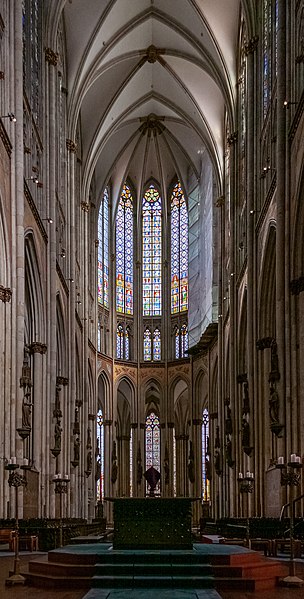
left=29, top=559, right=95, bottom=577
left=92, top=574, right=215, bottom=589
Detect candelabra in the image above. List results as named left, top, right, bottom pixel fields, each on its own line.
left=237, top=471, right=254, bottom=548
left=276, top=455, right=303, bottom=587
left=53, top=474, right=70, bottom=548
left=4, top=460, right=27, bottom=586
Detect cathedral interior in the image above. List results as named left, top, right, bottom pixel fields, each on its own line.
left=0, top=0, right=304, bottom=559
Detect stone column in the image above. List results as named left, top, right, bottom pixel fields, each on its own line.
left=244, top=35, right=258, bottom=514
left=45, top=46, right=59, bottom=518
left=29, top=342, right=47, bottom=517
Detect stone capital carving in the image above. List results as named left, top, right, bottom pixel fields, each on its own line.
left=28, top=342, right=47, bottom=354
left=56, top=376, right=69, bottom=386
left=0, top=285, right=12, bottom=302
left=146, top=45, right=163, bottom=63
left=290, top=276, right=304, bottom=295
left=215, top=195, right=225, bottom=207
left=66, top=138, right=77, bottom=153
left=244, top=35, right=259, bottom=56
left=45, top=48, right=59, bottom=66
left=256, top=337, right=274, bottom=351
left=81, top=201, right=90, bottom=212
left=227, top=131, right=238, bottom=146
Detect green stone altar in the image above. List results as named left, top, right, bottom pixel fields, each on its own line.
left=107, top=497, right=194, bottom=550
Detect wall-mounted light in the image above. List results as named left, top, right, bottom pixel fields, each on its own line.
left=66, top=278, right=74, bottom=283
left=60, top=249, right=66, bottom=258
left=0, top=112, right=16, bottom=122
left=42, top=218, right=53, bottom=224
left=283, top=100, right=298, bottom=109
left=25, top=176, right=39, bottom=184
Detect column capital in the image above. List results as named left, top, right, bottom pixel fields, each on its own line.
left=56, top=376, right=69, bottom=386
left=45, top=48, right=59, bottom=66
left=66, top=138, right=78, bottom=153
left=0, top=285, right=12, bottom=302
left=28, top=342, right=47, bottom=354
left=81, top=201, right=90, bottom=212
left=103, top=419, right=113, bottom=426
left=227, top=131, right=238, bottom=146
left=244, top=36, right=259, bottom=56
left=215, top=195, right=225, bottom=207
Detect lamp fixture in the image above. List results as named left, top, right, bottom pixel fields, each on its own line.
left=42, top=218, right=53, bottom=224
left=0, top=112, right=17, bottom=122
left=25, top=176, right=39, bottom=184
left=66, top=278, right=74, bottom=283
left=60, top=249, right=66, bottom=258
left=283, top=100, right=298, bottom=109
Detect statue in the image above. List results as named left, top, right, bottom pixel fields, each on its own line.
left=136, top=443, right=143, bottom=484
left=214, top=448, right=222, bottom=476
left=243, top=381, right=250, bottom=414
left=269, top=384, right=280, bottom=424
left=188, top=440, right=195, bottom=483
left=205, top=457, right=212, bottom=480
left=225, top=406, right=233, bottom=435
left=111, top=440, right=118, bottom=484
left=54, top=422, right=62, bottom=450
left=225, top=438, right=234, bottom=468
left=163, top=444, right=169, bottom=485
left=87, top=450, right=92, bottom=473
left=242, top=418, right=250, bottom=448
left=74, top=436, right=80, bottom=462
left=22, top=394, right=32, bottom=428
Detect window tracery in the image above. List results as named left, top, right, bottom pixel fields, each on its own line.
left=116, top=183, right=133, bottom=315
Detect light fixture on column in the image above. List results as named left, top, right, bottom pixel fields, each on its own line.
left=0, top=112, right=17, bottom=122
left=283, top=100, right=298, bottom=109
left=53, top=474, right=70, bottom=547
left=42, top=218, right=53, bottom=224
left=276, top=455, right=303, bottom=587
left=237, top=471, right=254, bottom=548
left=25, top=176, right=39, bottom=184
left=60, top=249, right=66, bottom=258
left=66, top=277, right=74, bottom=283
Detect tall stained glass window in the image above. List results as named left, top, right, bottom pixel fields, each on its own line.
left=98, top=188, right=109, bottom=307
left=116, top=324, right=130, bottom=360
left=142, top=185, right=162, bottom=316
left=145, top=412, right=160, bottom=494
left=262, top=0, right=278, bottom=118
left=96, top=410, right=104, bottom=501
left=153, top=328, right=161, bottom=361
left=175, top=324, right=189, bottom=359
left=116, top=183, right=133, bottom=315
left=202, top=408, right=210, bottom=502
left=171, top=182, right=188, bottom=313
left=144, top=328, right=152, bottom=361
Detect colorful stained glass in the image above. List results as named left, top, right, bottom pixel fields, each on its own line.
left=142, top=185, right=162, bottom=316
left=144, top=328, right=152, bottom=361
left=98, top=188, right=109, bottom=307
left=125, top=327, right=130, bottom=360
left=116, top=324, right=124, bottom=359
left=175, top=328, right=180, bottom=359
left=181, top=324, right=188, bottom=357
left=263, top=0, right=272, bottom=118
left=153, top=328, right=161, bottom=361
left=145, top=412, right=160, bottom=476
left=202, top=408, right=210, bottom=502
left=171, top=182, right=188, bottom=313
left=116, top=184, right=133, bottom=314
left=96, top=409, right=104, bottom=501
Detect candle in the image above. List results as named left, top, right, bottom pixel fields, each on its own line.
left=238, top=472, right=243, bottom=479
left=11, top=457, right=16, bottom=464
left=246, top=471, right=250, bottom=478
left=290, top=454, right=296, bottom=463
left=64, top=474, right=69, bottom=480
left=295, top=456, right=301, bottom=463
left=278, top=456, right=284, bottom=465
left=23, top=458, right=28, bottom=466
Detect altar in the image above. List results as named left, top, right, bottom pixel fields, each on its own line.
left=106, top=497, right=196, bottom=550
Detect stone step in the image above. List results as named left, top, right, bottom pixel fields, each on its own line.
left=91, top=574, right=215, bottom=589
left=94, top=562, right=212, bottom=577
left=29, top=558, right=95, bottom=578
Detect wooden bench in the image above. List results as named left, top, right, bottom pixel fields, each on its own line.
left=18, top=535, right=38, bottom=551
left=0, top=529, right=16, bottom=551
left=272, top=538, right=303, bottom=558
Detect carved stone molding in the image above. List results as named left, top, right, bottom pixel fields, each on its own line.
left=88, top=413, right=96, bottom=421
left=0, top=119, right=12, bottom=157
left=103, top=419, right=113, bottom=426
left=66, top=138, right=77, bottom=153
left=28, top=342, right=47, bottom=354
left=193, top=418, right=203, bottom=426
left=0, top=285, right=12, bottom=302
left=130, top=422, right=138, bottom=429
left=244, top=35, right=259, bottom=56
left=45, top=47, right=59, bottom=66
left=237, top=373, right=247, bottom=384
left=167, top=422, right=174, bottom=428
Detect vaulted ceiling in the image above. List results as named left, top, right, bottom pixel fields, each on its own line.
left=51, top=0, right=242, bottom=202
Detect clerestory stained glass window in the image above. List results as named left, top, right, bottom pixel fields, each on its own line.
left=98, top=188, right=109, bottom=308
left=171, top=182, right=188, bottom=314
left=116, top=324, right=130, bottom=360
left=96, top=409, right=104, bottom=501
left=142, top=185, right=162, bottom=316
left=202, top=408, right=210, bottom=502
left=144, top=327, right=152, bottom=361
left=153, top=328, right=161, bottom=361
left=145, top=412, right=161, bottom=494
left=116, top=183, right=133, bottom=314
left=175, top=324, right=189, bottom=359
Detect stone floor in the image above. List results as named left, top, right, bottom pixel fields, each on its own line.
left=0, top=549, right=304, bottom=598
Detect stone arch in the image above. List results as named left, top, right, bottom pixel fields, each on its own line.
left=24, top=232, right=45, bottom=344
